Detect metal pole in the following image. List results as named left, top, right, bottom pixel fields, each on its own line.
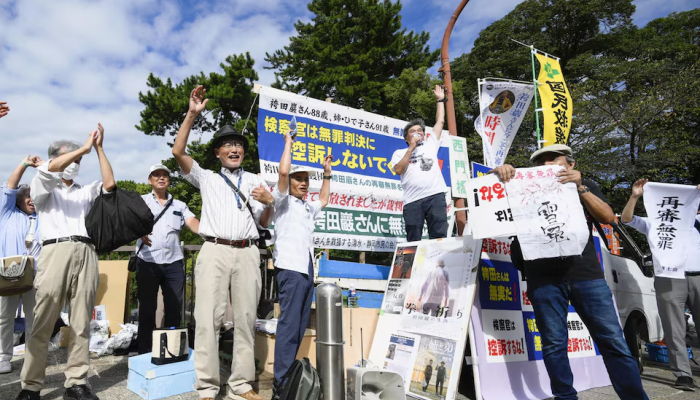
left=529, top=46, right=543, bottom=148
left=315, top=283, right=345, bottom=400
left=438, top=0, right=470, bottom=236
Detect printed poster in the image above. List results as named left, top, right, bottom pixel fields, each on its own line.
left=465, top=174, right=515, bottom=239
left=505, top=166, right=589, bottom=260
left=384, top=332, right=420, bottom=385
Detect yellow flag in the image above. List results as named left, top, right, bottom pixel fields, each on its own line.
left=535, top=53, right=572, bottom=146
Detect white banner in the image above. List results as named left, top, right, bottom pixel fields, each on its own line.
left=448, top=136, right=470, bottom=198
left=505, top=166, right=589, bottom=260
left=369, top=236, right=481, bottom=400
left=475, top=81, right=534, bottom=168
left=465, top=174, right=515, bottom=239
left=643, top=182, right=700, bottom=278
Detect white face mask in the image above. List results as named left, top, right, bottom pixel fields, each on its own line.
left=62, top=162, right=80, bottom=180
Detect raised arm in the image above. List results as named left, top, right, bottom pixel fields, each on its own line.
left=48, top=133, right=94, bottom=172
left=173, top=86, right=208, bottom=175
left=94, top=123, right=115, bottom=192
left=320, top=155, right=333, bottom=208
left=432, top=85, right=446, bottom=141
left=277, top=130, right=294, bottom=195
left=8, top=155, right=43, bottom=189
left=0, top=101, right=9, bottom=119
left=621, top=179, right=647, bottom=223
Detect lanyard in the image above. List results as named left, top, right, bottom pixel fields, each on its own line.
left=220, top=170, right=244, bottom=210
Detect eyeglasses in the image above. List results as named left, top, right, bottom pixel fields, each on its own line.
left=220, top=142, right=244, bottom=150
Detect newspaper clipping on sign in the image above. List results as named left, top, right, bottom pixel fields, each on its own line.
left=369, top=236, right=482, bottom=400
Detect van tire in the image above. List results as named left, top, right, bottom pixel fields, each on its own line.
left=624, top=318, right=644, bottom=374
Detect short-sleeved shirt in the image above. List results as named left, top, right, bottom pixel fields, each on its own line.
left=512, top=179, right=607, bottom=282
left=271, top=185, right=322, bottom=274
left=183, top=161, right=266, bottom=240
left=625, top=215, right=700, bottom=274
left=390, top=133, right=447, bottom=205
left=136, top=192, right=195, bottom=264
left=0, top=184, right=40, bottom=259
left=30, top=161, right=105, bottom=242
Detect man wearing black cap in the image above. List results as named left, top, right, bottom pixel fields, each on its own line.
left=491, top=144, right=648, bottom=400
left=172, top=86, right=274, bottom=400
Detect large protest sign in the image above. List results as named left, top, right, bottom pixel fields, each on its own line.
left=448, top=136, right=470, bottom=198
left=258, top=86, right=453, bottom=251
left=469, top=239, right=612, bottom=400
left=465, top=174, right=515, bottom=239
left=474, top=81, right=533, bottom=167
left=642, top=182, right=700, bottom=279
left=535, top=53, right=573, bottom=146
left=505, top=166, right=589, bottom=260
left=369, top=236, right=481, bottom=400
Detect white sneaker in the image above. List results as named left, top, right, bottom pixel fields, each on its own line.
left=0, top=360, right=10, bottom=374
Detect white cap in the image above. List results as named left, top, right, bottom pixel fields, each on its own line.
left=149, top=164, right=171, bottom=175
left=289, top=165, right=317, bottom=175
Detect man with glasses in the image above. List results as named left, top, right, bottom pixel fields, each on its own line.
left=492, top=144, right=648, bottom=400
left=390, top=85, right=448, bottom=242
left=172, top=86, right=274, bottom=400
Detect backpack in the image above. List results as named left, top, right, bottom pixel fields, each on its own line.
left=277, top=358, right=321, bottom=400
left=85, top=187, right=154, bottom=252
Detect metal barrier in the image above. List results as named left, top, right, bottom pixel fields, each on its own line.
left=109, top=245, right=273, bottom=328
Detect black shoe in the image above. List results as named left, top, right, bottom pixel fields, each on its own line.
left=16, top=390, right=40, bottom=400
left=63, top=385, right=99, bottom=400
left=674, top=376, right=696, bottom=391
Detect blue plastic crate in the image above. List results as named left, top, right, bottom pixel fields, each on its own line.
left=645, top=343, right=693, bottom=364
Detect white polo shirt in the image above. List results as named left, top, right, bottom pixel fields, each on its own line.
left=625, top=215, right=700, bottom=273
left=271, top=185, right=322, bottom=274
left=390, top=133, right=447, bottom=205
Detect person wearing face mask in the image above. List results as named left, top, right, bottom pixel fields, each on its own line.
left=134, top=164, right=200, bottom=355
left=270, top=130, right=332, bottom=396
left=172, top=86, right=275, bottom=400
left=0, top=155, right=43, bottom=375
left=492, top=144, right=648, bottom=400
left=390, top=85, right=448, bottom=242
left=16, top=124, right=115, bottom=400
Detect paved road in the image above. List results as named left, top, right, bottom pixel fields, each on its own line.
left=0, top=348, right=698, bottom=400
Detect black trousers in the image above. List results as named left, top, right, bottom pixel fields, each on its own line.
left=135, top=258, right=185, bottom=354
left=403, top=193, right=448, bottom=242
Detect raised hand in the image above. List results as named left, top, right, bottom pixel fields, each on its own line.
left=284, top=129, right=295, bottom=145
left=631, top=179, right=648, bottom=198
left=323, top=155, right=333, bottom=174
left=82, top=130, right=97, bottom=154
left=23, top=155, right=44, bottom=168
left=94, top=123, right=105, bottom=148
left=251, top=183, right=274, bottom=206
left=433, top=85, right=445, bottom=101
left=0, top=102, right=8, bottom=119
left=189, top=85, right=208, bottom=115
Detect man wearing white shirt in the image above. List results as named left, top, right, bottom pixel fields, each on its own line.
left=17, top=124, right=115, bottom=400
left=0, top=155, right=43, bottom=375
left=621, top=179, right=700, bottom=391
left=134, top=164, right=200, bottom=354
left=173, top=86, right=274, bottom=400
left=391, top=86, right=448, bottom=242
left=271, top=130, right=332, bottom=394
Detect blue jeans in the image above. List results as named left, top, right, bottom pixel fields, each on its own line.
left=273, top=258, right=314, bottom=386
left=403, top=193, right=447, bottom=242
left=527, top=278, right=648, bottom=400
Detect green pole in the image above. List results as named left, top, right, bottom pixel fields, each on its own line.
left=530, top=46, right=543, bottom=149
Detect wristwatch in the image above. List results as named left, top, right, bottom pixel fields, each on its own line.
left=323, top=175, right=332, bottom=180
left=578, top=185, right=590, bottom=195
left=437, top=98, right=447, bottom=103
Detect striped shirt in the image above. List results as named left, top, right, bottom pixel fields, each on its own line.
left=30, top=162, right=105, bottom=242
left=183, top=160, right=266, bottom=240
left=136, top=192, right=195, bottom=264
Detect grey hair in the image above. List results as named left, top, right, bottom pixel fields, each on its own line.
left=403, top=119, right=425, bottom=138
left=16, top=184, right=30, bottom=205
left=48, top=140, right=81, bottom=159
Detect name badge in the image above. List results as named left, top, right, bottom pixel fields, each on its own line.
left=173, top=211, right=182, bottom=216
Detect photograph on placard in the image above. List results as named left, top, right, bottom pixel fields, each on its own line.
left=408, top=335, right=456, bottom=400
left=382, top=332, right=420, bottom=385
left=391, top=245, right=417, bottom=279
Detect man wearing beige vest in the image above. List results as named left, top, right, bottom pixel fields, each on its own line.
left=173, top=86, right=274, bottom=400
left=16, top=124, right=115, bottom=400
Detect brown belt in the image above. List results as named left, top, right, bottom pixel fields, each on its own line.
left=204, top=237, right=255, bottom=248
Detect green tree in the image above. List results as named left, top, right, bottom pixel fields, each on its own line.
left=265, top=0, right=439, bottom=114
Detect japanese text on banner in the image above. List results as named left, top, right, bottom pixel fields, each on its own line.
left=534, top=53, right=573, bottom=146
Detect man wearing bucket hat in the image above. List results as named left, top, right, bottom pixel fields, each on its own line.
left=491, top=144, right=648, bottom=400
left=271, top=129, right=332, bottom=395
left=172, top=86, right=274, bottom=400
left=133, top=164, right=199, bottom=355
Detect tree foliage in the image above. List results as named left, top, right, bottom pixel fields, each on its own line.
left=265, top=0, right=439, bottom=114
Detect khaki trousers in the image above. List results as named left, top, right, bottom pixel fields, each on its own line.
left=20, top=241, right=98, bottom=391
left=0, top=288, right=36, bottom=362
left=194, top=242, right=261, bottom=399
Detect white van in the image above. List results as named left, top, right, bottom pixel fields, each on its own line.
left=595, top=221, right=663, bottom=372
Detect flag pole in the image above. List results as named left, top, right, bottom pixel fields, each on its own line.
left=529, top=46, right=543, bottom=149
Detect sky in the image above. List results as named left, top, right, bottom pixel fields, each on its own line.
left=0, top=0, right=696, bottom=186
